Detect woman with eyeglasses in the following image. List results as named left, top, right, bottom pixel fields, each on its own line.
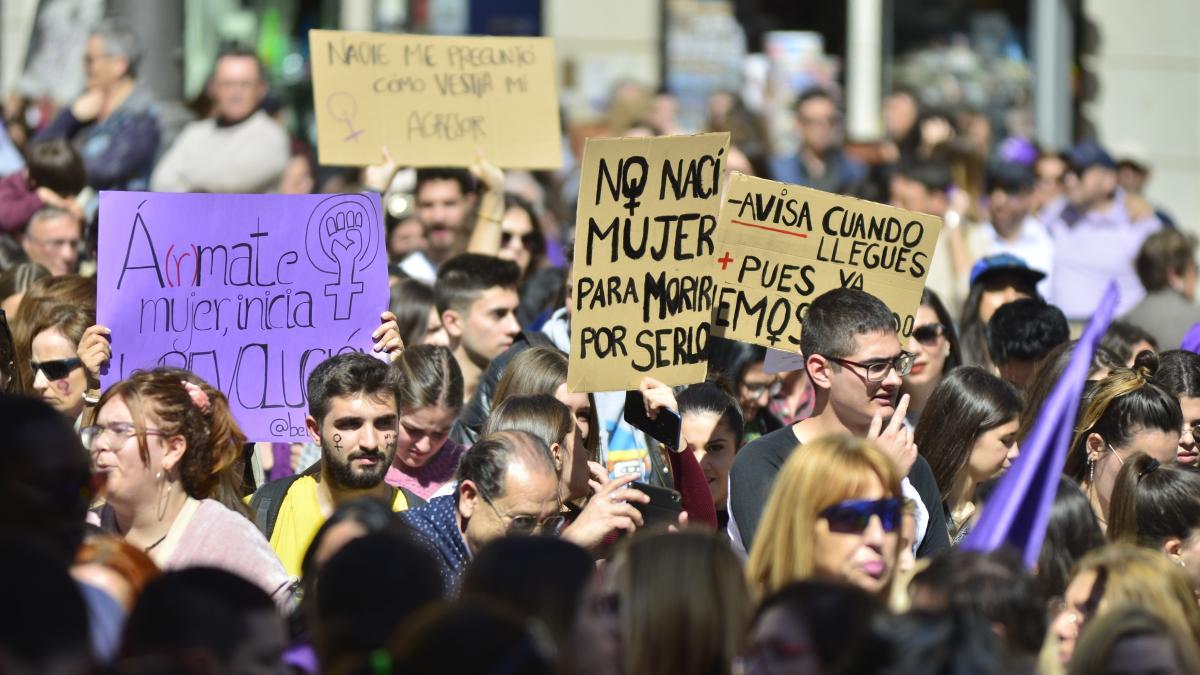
left=914, top=367, right=1021, bottom=545
left=84, top=368, right=292, bottom=604
left=1108, top=452, right=1200, bottom=591
left=747, top=434, right=903, bottom=597
left=901, top=289, right=962, bottom=425
left=1049, top=544, right=1200, bottom=668
left=1064, top=352, right=1182, bottom=531
left=1151, top=349, right=1200, bottom=466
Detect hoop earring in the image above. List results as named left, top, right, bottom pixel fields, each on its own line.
left=156, top=471, right=173, bottom=521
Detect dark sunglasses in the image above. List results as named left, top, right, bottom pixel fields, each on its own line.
left=31, top=357, right=84, bottom=381
left=819, top=498, right=902, bottom=534
left=500, top=230, right=542, bottom=251
left=912, top=323, right=944, bottom=347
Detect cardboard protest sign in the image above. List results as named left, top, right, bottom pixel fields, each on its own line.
left=309, top=29, right=561, bottom=169
left=712, top=173, right=942, bottom=350
left=568, top=132, right=730, bottom=393
left=98, top=192, right=389, bottom=442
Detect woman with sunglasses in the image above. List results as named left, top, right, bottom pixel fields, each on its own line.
left=901, top=289, right=962, bottom=425
left=27, top=301, right=93, bottom=424
left=747, top=434, right=902, bottom=597
left=1049, top=544, right=1200, bottom=668
left=1151, top=349, right=1200, bottom=466
left=1064, top=352, right=1182, bottom=530
left=1108, top=452, right=1200, bottom=592
left=914, top=367, right=1021, bottom=545
left=84, top=368, right=292, bottom=603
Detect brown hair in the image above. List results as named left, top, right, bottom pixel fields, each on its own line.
left=494, top=346, right=599, bottom=459
left=1067, top=605, right=1200, bottom=675
left=95, top=368, right=247, bottom=503
left=10, top=274, right=95, bottom=393
left=74, top=533, right=161, bottom=610
left=396, top=344, right=463, bottom=414
left=747, top=435, right=902, bottom=597
left=616, top=530, right=752, bottom=675
left=1135, top=229, right=1196, bottom=292
left=482, top=394, right=574, bottom=468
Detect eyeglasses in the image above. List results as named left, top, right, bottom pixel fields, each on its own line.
left=1183, top=422, right=1200, bottom=440
left=81, top=422, right=165, bottom=450
left=25, top=234, right=81, bottom=250
left=31, top=357, right=84, bottom=381
left=500, top=231, right=542, bottom=251
left=826, top=352, right=916, bottom=382
left=743, top=379, right=782, bottom=399
left=819, top=498, right=902, bottom=534
left=479, top=492, right=566, bottom=536
left=912, top=323, right=944, bottom=347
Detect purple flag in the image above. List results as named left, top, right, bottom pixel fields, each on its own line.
left=98, top=191, right=389, bottom=442
left=960, top=283, right=1119, bottom=566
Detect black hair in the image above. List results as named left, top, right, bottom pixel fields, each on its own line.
left=306, top=352, right=401, bottom=424
left=461, top=537, right=595, bottom=653
left=314, top=531, right=443, bottom=673
left=213, top=45, right=269, bottom=83
left=434, top=253, right=521, bottom=315
left=958, top=271, right=1042, bottom=370
left=794, top=87, right=838, bottom=111
left=706, top=336, right=766, bottom=389
left=896, top=158, right=953, bottom=194
left=751, top=581, right=889, bottom=675
left=911, top=550, right=1047, bottom=657
left=1109, top=453, right=1200, bottom=547
left=1065, top=352, right=1184, bottom=481
left=397, top=344, right=464, bottom=414
left=986, top=298, right=1069, bottom=366
left=504, top=192, right=546, bottom=259
left=915, top=367, right=1022, bottom=498
left=0, top=542, right=89, bottom=671
left=921, top=288, right=962, bottom=371
left=1018, top=340, right=1124, bottom=442
left=1100, top=321, right=1158, bottom=365
left=799, top=288, right=898, bottom=361
left=415, top=167, right=475, bottom=197
left=456, top=431, right=556, bottom=500
left=24, top=139, right=86, bottom=196
left=387, top=599, right=554, bottom=674
left=389, top=277, right=437, bottom=348
left=985, top=161, right=1036, bottom=195
left=1035, top=477, right=1105, bottom=599
left=121, top=567, right=277, bottom=664
left=300, top=497, right=408, bottom=583
left=678, top=381, right=745, bottom=449
left=1154, top=349, right=1200, bottom=399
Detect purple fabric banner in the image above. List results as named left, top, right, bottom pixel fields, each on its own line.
left=961, top=282, right=1119, bottom=566
left=97, top=191, right=389, bottom=441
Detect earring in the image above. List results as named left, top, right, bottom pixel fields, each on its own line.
left=155, top=471, right=173, bottom=521
left=1088, top=460, right=1095, bottom=487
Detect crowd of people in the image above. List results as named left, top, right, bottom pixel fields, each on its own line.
left=4, top=16, right=1200, bottom=675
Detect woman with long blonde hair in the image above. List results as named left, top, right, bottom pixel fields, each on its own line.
left=747, top=435, right=903, bottom=597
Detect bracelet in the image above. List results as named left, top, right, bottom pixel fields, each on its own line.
left=83, top=389, right=102, bottom=405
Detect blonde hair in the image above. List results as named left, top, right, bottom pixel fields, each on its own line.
left=747, top=435, right=902, bottom=597
left=616, top=530, right=751, bottom=675
left=1067, top=605, right=1200, bottom=675
left=1069, top=544, right=1200, bottom=647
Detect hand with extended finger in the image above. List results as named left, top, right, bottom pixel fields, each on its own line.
left=866, top=392, right=917, bottom=475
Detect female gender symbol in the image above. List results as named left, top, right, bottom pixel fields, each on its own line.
left=327, top=92, right=365, bottom=142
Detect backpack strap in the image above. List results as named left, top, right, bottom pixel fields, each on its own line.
left=250, top=474, right=303, bottom=540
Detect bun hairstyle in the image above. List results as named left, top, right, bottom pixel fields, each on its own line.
left=1065, top=351, right=1183, bottom=482
left=1109, top=452, right=1200, bottom=547
left=96, top=367, right=246, bottom=500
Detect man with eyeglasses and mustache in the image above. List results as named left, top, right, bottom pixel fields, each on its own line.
left=250, top=353, right=420, bottom=577
left=728, top=288, right=949, bottom=560
left=403, top=430, right=562, bottom=592
left=21, top=206, right=81, bottom=276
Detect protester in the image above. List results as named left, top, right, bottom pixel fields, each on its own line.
left=769, top=88, right=866, bottom=194
left=491, top=345, right=600, bottom=461
left=1153, top=350, right=1200, bottom=465
left=613, top=530, right=751, bottom=675
left=901, top=288, right=962, bottom=424
left=86, top=368, right=291, bottom=601
left=986, top=297, right=1070, bottom=389
left=958, top=253, right=1044, bottom=370
left=385, top=344, right=467, bottom=499
left=1050, top=544, right=1200, bottom=667
left=385, top=599, right=556, bottom=674
left=708, top=337, right=782, bottom=443
left=1032, top=151, right=1068, bottom=215
left=1064, top=353, right=1182, bottom=528
left=34, top=19, right=160, bottom=191
left=729, top=288, right=947, bottom=558
left=389, top=277, right=449, bottom=348
left=435, top=253, right=522, bottom=399
left=26, top=301, right=93, bottom=424
left=402, top=430, right=562, bottom=590
left=20, top=206, right=81, bottom=276
left=1067, top=606, right=1200, bottom=675
left=1123, top=230, right=1200, bottom=351
left=1036, top=477, right=1106, bottom=601
left=1018, top=340, right=1123, bottom=442
left=1108, top=453, right=1200, bottom=590
left=0, top=139, right=86, bottom=234
left=973, top=161, right=1054, bottom=295
left=1100, top=320, right=1159, bottom=366
left=1, top=543, right=93, bottom=675
left=747, top=434, right=903, bottom=597
left=150, top=48, right=289, bottom=193
left=1044, top=140, right=1162, bottom=320
left=118, top=567, right=288, bottom=674
left=250, top=353, right=416, bottom=577
left=915, top=367, right=1021, bottom=544
left=890, top=159, right=968, bottom=313
left=399, top=168, right=478, bottom=282
left=678, top=381, right=745, bottom=528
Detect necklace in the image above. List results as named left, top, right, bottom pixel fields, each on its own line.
left=143, top=533, right=169, bottom=552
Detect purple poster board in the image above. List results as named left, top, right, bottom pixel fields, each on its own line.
left=98, top=192, right=389, bottom=441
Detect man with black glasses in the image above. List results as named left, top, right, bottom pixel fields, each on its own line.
left=403, top=430, right=562, bottom=591
left=728, top=288, right=949, bottom=558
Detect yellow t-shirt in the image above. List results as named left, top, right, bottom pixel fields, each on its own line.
left=268, top=476, right=410, bottom=577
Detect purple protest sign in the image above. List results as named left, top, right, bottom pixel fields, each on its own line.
left=97, top=191, right=389, bottom=441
